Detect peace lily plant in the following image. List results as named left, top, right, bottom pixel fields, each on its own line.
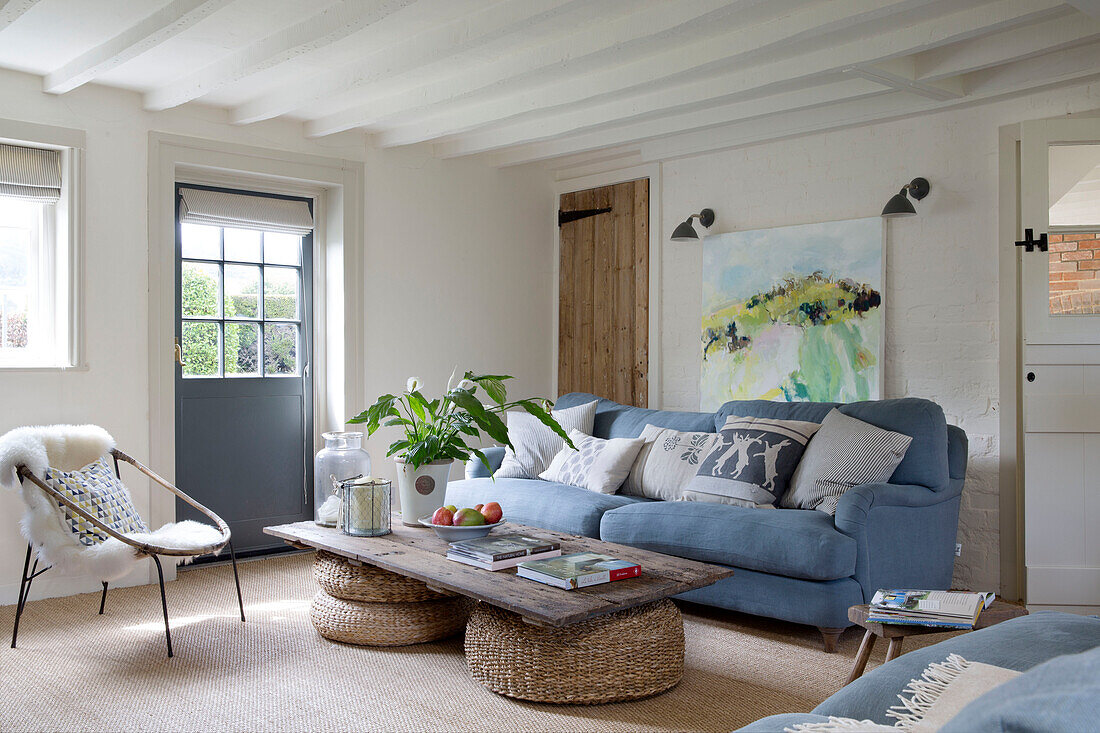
left=349, top=369, right=573, bottom=525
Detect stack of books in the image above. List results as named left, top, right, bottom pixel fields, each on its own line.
left=446, top=534, right=561, bottom=570
left=517, top=552, right=641, bottom=590
left=867, top=589, right=996, bottom=629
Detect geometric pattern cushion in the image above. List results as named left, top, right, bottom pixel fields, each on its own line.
left=539, top=429, right=645, bottom=494
left=42, top=457, right=148, bottom=546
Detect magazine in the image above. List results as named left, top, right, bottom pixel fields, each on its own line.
left=446, top=548, right=561, bottom=571
left=516, top=552, right=641, bottom=590
left=447, top=533, right=560, bottom=562
left=867, top=589, right=995, bottom=629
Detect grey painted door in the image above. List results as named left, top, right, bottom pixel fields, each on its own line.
left=174, top=184, right=313, bottom=554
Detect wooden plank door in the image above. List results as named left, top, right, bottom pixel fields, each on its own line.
left=558, top=179, right=649, bottom=407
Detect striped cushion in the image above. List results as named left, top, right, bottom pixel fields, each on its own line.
left=43, top=457, right=148, bottom=545
left=782, top=409, right=913, bottom=514
left=684, top=416, right=821, bottom=507
left=494, top=400, right=597, bottom=479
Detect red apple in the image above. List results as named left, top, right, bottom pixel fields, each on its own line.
left=431, top=507, right=454, bottom=526
left=480, top=501, right=503, bottom=524
left=474, top=503, right=484, bottom=512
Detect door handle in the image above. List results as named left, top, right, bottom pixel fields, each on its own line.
left=174, top=339, right=186, bottom=367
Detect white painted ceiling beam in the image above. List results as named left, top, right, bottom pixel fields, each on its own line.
left=637, top=40, right=1100, bottom=163
left=230, top=0, right=547, bottom=125
left=0, top=0, right=40, bottom=33
left=301, top=0, right=768, bottom=137
left=143, top=0, right=417, bottom=111
left=913, top=11, right=1100, bottom=80
left=43, top=0, right=233, bottom=94
left=435, top=78, right=888, bottom=161
left=843, top=59, right=966, bottom=101
left=1067, top=1, right=1100, bottom=20
left=374, top=0, right=1063, bottom=148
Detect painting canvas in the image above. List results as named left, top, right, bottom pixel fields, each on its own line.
left=700, top=217, right=883, bottom=409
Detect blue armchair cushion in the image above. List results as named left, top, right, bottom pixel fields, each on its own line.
left=600, top=500, right=857, bottom=581
left=444, top=477, right=650, bottom=538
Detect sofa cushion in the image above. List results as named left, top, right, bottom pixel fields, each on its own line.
left=444, top=477, right=650, bottom=539
left=599, top=500, right=857, bottom=581
left=495, top=400, right=597, bottom=479
left=554, top=392, right=716, bottom=439
left=715, top=398, right=949, bottom=489
left=540, top=429, right=645, bottom=494
left=623, top=425, right=719, bottom=501
left=940, top=644, right=1100, bottom=732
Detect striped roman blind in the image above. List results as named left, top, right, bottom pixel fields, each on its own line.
left=178, top=187, right=313, bottom=235
left=0, top=143, right=62, bottom=203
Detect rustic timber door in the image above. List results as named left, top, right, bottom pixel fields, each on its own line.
left=558, top=179, right=649, bottom=407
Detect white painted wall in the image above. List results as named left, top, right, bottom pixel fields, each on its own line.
left=0, top=68, right=554, bottom=604
left=655, top=81, right=1100, bottom=593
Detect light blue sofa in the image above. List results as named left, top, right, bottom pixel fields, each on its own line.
left=740, top=612, right=1100, bottom=731
left=446, top=392, right=967, bottom=650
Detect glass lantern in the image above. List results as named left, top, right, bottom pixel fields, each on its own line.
left=340, top=476, right=391, bottom=537
left=314, top=431, right=371, bottom=527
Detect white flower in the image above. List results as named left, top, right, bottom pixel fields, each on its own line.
left=446, top=365, right=460, bottom=392
left=458, top=379, right=476, bottom=391
left=406, top=377, right=420, bottom=393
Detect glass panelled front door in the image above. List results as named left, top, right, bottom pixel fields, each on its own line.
left=174, top=185, right=313, bottom=554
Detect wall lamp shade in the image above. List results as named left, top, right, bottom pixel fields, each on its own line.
left=881, top=177, right=930, bottom=218
left=671, top=208, right=716, bottom=241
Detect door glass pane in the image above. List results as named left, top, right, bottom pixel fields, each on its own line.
left=225, top=322, right=260, bottom=376
left=181, top=261, right=221, bottom=318
left=264, top=323, right=298, bottom=375
left=181, top=223, right=220, bottom=260
left=182, top=321, right=220, bottom=377
left=224, top=228, right=262, bottom=262
left=264, top=266, right=298, bottom=320
left=1049, top=144, right=1100, bottom=315
left=224, top=264, right=260, bottom=319
left=264, top=232, right=301, bottom=265
left=2, top=292, right=28, bottom=349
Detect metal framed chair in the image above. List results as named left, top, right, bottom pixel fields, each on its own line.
left=9, top=445, right=245, bottom=658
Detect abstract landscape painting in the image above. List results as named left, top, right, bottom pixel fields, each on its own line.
left=700, top=217, right=883, bottom=409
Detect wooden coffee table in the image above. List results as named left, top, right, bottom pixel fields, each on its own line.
left=844, top=600, right=1029, bottom=685
left=265, top=518, right=733, bottom=704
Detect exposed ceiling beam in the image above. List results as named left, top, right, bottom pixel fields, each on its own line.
left=0, top=0, right=40, bottom=33
left=143, top=0, right=416, bottom=111
left=373, top=0, right=1063, bottom=148
left=434, top=78, right=888, bottom=161
left=1066, top=1, right=1100, bottom=20
left=636, top=40, right=1100, bottom=163
left=43, top=0, right=232, bottom=94
left=843, top=59, right=966, bottom=101
left=231, top=0, right=596, bottom=125
left=298, top=0, right=765, bottom=137
left=913, top=11, right=1100, bottom=80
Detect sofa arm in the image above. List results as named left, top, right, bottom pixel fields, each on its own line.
left=834, top=482, right=962, bottom=602
left=465, top=446, right=505, bottom=479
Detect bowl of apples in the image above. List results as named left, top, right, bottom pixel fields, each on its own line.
left=419, top=502, right=505, bottom=541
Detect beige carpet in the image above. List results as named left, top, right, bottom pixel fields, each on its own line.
left=0, top=553, right=956, bottom=733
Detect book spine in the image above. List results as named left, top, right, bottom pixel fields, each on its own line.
left=489, top=549, right=530, bottom=562
left=609, top=565, right=640, bottom=581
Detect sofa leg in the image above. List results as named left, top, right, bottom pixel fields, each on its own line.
left=819, top=627, right=845, bottom=653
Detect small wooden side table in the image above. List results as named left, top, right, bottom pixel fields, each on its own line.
left=845, top=600, right=1028, bottom=685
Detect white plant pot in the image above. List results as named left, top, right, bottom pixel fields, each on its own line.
left=394, top=458, right=452, bottom=526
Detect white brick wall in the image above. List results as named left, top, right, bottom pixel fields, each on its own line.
left=656, top=82, right=1100, bottom=592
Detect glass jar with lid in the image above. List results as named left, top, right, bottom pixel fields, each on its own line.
left=313, top=432, right=371, bottom=526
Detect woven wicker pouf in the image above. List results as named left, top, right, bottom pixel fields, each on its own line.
left=313, top=550, right=452, bottom=602
left=465, top=598, right=685, bottom=704
left=310, top=551, right=468, bottom=646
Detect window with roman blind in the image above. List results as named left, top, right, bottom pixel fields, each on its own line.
left=0, top=142, right=72, bottom=368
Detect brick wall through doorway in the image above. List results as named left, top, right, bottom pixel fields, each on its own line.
left=1049, top=232, right=1100, bottom=314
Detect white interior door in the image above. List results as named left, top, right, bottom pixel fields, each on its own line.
left=1019, top=117, right=1100, bottom=610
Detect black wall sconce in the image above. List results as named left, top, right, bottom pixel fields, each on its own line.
left=671, top=208, right=716, bottom=241
left=881, top=177, right=930, bottom=218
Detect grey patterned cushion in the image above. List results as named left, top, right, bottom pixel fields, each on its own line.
left=782, top=409, right=913, bottom=514
left=494, top=401, right=597, bottom=479
left=539, top=429, right=645, bottom=494
left=623, top=425, right=719, bottom=501
left=684, top=415, right=821, bottom=507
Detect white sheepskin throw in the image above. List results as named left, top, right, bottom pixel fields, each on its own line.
left=0, top=425, right=225, bottom=581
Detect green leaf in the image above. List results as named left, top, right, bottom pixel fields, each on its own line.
left=449, top=388, right=512, bottom=447
left=471, top=375, right=509, bottom=405
left=470, top=448, right=494, bottom=480
left=517, top=399, right=574, bottom=449
left=407, top=390, right=428, bottom=420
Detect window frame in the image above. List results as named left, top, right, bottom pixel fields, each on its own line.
left=0, top=125, right=84, bottom=371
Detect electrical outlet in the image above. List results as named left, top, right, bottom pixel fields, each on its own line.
left=955, top=543, right=962, bottom=557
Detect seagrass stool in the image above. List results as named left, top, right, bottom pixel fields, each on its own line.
left=310, top=550, right=469, bottom=646
left=464, top=598, right=685, bottom=704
